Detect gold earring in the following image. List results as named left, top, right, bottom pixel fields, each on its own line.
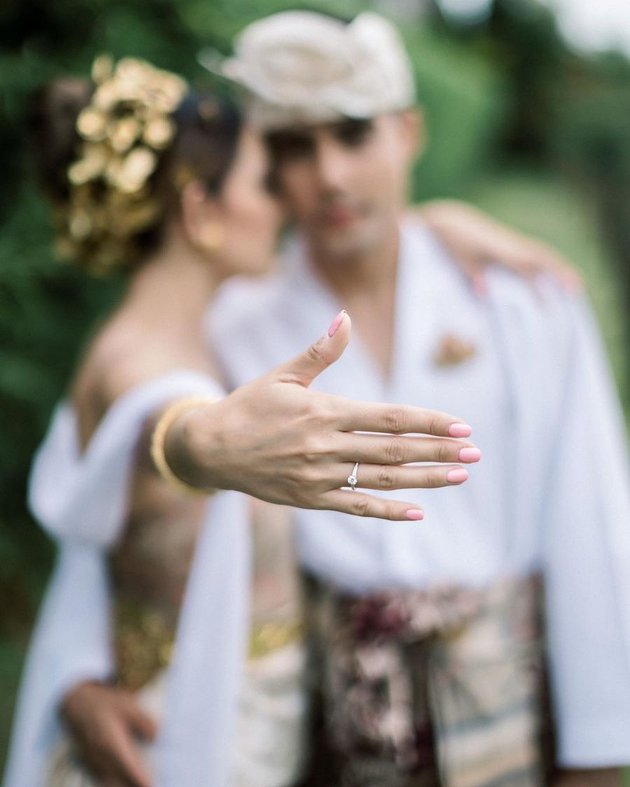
left=196, top=222, right=224, bottom=253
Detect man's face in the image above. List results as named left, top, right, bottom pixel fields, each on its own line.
left=265, top=112, right=420, bottom=260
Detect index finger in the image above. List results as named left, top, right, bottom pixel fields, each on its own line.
left=332, top=399, right=472, bottom=438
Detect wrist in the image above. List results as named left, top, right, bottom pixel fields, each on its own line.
left=161, top=398, right=224, bottom=493
left=60, top=679, right=103, bottom=720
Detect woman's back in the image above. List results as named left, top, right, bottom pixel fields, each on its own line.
left=69, top=289, right=215, bottom=682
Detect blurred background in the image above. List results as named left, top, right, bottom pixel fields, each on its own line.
left=1, top=0, right=630, bottom=770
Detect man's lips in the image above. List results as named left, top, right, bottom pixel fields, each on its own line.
left=318, top=204, right=361, bottom=227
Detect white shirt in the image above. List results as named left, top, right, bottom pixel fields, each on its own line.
left=211, top=219, right=630, bottom=767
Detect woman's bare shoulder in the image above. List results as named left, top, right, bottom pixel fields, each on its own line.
left=70, top=316, right=213, bottom=446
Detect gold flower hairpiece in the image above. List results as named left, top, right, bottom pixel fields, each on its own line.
left=57, top=55, right=188, bottom=275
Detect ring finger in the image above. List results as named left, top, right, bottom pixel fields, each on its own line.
left=332, top=462, right=470, bottom=492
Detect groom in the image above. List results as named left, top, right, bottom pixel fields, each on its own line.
left=211, top=10, right=630, bottom=786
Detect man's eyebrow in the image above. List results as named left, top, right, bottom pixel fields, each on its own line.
left=331, top=118, right=373, bottom=130
left=265, top=128, right=314, bottom=142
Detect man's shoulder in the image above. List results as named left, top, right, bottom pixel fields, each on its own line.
left=486, top=266, right=582, bottom=323
left=408, top=218, right=592, bottom=360
left=404, top=217, right=581, bottom=323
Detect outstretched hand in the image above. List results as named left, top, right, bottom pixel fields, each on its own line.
left=166, top=311, right=480, bottom=520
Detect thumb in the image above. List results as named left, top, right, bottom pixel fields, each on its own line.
left=276, top=310, right=351, bottom=388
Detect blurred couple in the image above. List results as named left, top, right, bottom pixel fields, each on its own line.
left=4, top=9, right=630, bottom=787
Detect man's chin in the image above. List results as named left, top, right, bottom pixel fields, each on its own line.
left=310, top=221, right=378, bottom=260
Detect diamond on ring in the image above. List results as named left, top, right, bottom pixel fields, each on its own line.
left=347, top=462, right=360, bottom=491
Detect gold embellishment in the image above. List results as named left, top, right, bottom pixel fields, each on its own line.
left=433, top=333, right=478, bottom=368
left=114, top=596, right=176, bottom=691
left=115, top=598, right=304, bottom=690
left=150, top=396, right=219, bottom=496
left=248, top=619, right=304, bottom=660
left=58, top=55, right=188, bottom=275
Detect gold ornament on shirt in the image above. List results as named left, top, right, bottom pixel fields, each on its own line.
left=57, top=55, right=187, bottom=275
left=433, top=333, right=478, bottom=367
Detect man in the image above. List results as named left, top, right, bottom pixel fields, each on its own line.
left=210, top=10, right=630, bottom=786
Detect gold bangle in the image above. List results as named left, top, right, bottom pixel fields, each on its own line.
left=150, top=395, right=219, bottom=496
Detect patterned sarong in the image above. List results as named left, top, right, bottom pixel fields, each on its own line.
left=303, top=576, right=553, bottom=787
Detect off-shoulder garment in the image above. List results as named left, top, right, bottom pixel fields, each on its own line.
left=4, top=372, right=257, bottom=786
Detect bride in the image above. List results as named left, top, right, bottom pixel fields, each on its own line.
left=4, top=56, right=489, bottom=787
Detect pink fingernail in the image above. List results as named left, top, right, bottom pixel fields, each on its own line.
left=449, top=423, right=472, bottom=438
left=447, top=468, right=468, bottom=484
left=327, top=310, right=346, bottom=337
left=406, top=509, right=424, bottom=521
left=458, top=447, right=481, bottom=463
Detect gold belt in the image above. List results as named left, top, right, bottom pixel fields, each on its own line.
left=248, top=619, right=303, bottom=660
left=114, top=597, right=303, bottom=690
left=114, top=598, right=175, bottom=692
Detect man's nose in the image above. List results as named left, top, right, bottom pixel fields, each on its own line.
left=312, top=139, right=350, bottom=191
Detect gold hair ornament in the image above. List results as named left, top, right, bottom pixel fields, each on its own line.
left=150, top=395, right=220, bottom=496
left=57, top=55, right=188, bottom=275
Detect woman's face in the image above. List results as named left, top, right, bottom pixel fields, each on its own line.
left=211, top=129, right=282, bottom=278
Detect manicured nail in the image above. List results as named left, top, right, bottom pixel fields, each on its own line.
left=447, top=468, right=468, bottom=484
left=406, top=509, right=424, bottom=521
left=449, top=423, right=472, bottom=438
left=458, top=447, right=481, bottom=463
left=328, top=309, right=347, bottom=337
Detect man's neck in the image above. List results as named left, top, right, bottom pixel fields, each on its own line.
left=306, top=224, right=401, bottom=381
left=307, top=225, right=399, bottom=300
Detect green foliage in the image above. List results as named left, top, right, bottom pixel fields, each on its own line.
left=547, top=55, right=630, bottom=390
left=405, top=25, right=510, bottom=199
left=0, top=0, right=629, bottom=770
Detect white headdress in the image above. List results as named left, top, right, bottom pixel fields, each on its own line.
left=203, top=11, right=416, bottom=130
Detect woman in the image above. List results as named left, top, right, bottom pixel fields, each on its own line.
left=4, top=56, right=485, bottom=787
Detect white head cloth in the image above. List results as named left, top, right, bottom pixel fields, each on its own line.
left=214, top=11, right=416, bottom=130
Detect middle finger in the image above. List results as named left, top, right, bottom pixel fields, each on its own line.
left=334, top=433, right=481, bottom=466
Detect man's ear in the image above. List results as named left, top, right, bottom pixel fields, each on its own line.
left=179, top=180, right=222, bottom=246
left=400, top=108, right=426, bottom=163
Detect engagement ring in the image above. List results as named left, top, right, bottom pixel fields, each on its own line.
left=347, top=462, right=360, bottom=491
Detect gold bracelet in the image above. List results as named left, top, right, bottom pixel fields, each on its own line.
left=150, top=395, right=219, bottom=496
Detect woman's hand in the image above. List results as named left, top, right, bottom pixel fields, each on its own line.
left=416, top=200, right=583, bottom=295
left=164, top=312, right=480, bottom=520
left=60, top=681, right=155, bottom=787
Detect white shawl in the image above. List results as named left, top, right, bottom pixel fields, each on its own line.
left=3, top=371, right=251, bottom=787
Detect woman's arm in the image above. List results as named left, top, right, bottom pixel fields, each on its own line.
left=415, top=200, right=582, bottom=294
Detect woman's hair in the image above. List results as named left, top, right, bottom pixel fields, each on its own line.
left=28, top=57, right=242, bottom=275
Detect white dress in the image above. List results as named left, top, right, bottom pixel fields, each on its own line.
left=3, top=370, right=307, bottom=787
